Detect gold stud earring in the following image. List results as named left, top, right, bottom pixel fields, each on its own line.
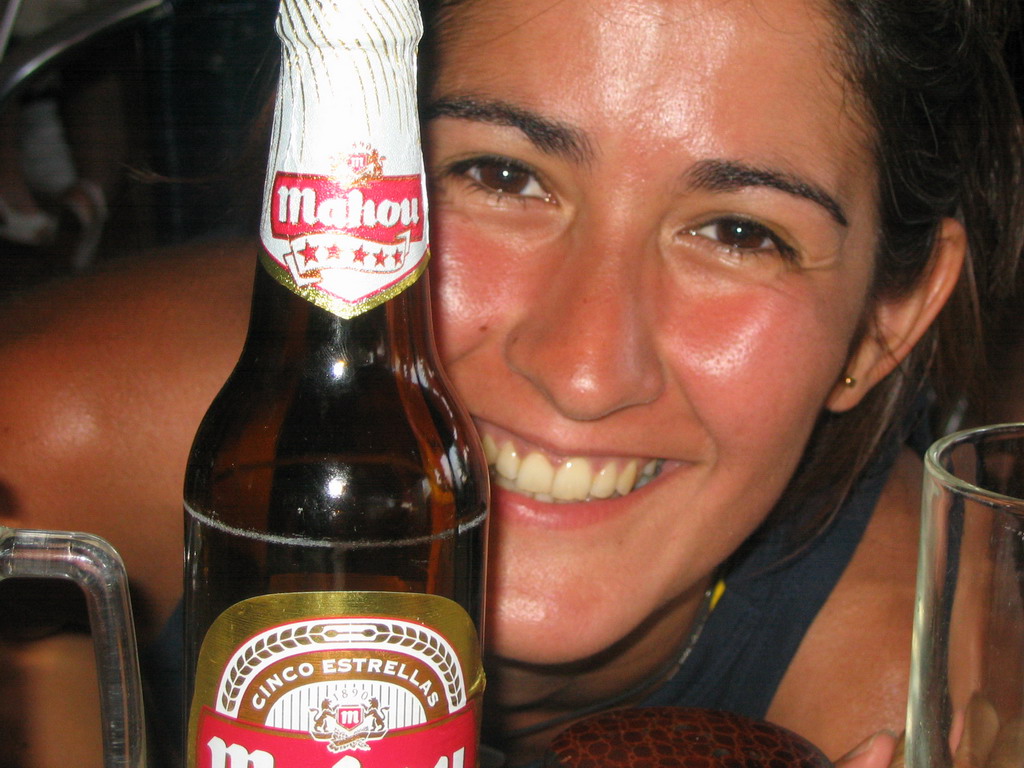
left=842, top=375, right=857, bottom=388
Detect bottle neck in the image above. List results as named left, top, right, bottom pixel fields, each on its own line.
left=242, top=259, right=438, bottom=373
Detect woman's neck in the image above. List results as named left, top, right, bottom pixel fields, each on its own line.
left=482, top=577, right=713, bottom=765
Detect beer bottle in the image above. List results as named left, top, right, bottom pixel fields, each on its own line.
left=182, top=1, right=488, bottom=766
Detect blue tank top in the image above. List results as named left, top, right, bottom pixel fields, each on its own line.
left=638, top=447, right=889, bottom=717
left=638, top=405, right=928, bottom=717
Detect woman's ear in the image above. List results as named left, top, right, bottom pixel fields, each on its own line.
left=827, top=217, right=967, bottom=413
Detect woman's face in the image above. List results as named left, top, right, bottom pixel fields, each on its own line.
left=426, top=0, right=880, bottom=666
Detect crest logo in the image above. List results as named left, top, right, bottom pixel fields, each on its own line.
left=345, top=146, right=385, bottom=186
left=310, top=691, right=389, bottom=753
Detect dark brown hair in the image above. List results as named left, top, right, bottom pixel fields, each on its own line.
left=784, top=0, right=1024, bottom=534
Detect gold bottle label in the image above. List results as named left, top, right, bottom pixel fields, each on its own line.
left=188, top=591, right=484, bottom=768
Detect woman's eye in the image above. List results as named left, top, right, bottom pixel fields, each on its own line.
left=689, top=217, right=795, bottom=259
left=448, top=156, right=551, bottom=201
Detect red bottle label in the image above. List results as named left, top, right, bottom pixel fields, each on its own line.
left=271, top=171, right=424, bottom=246
left=197, top=706, right=477, bottom=767
left=260, top=147, right=430, bottom=318
left=188, top=593, right=484, bottom=768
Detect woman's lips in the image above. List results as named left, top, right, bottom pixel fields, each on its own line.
left=479, top=429, right=666, bottom=503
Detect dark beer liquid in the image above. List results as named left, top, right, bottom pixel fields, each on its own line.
left=183, top=263, right=488, bottom=701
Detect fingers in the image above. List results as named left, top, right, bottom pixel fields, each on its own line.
left=954, top=694, right=999, bottom=767
left=986, top=717, right=1024, bottom=768
left=951, top=693, right=1024, bottom=768
left=836, top=730, right=903, bottom=768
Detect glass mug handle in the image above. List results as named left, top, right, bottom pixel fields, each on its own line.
left=0, top=526, right=146, bottom=768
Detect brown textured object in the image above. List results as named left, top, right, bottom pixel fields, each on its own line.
left=542, top=707, right=833, bottom=768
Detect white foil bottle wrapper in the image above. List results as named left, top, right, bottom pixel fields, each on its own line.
left=260, top=0, right=429, bottom=318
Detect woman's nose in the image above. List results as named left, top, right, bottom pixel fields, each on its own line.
left=504, top=234, right=664, bottom=421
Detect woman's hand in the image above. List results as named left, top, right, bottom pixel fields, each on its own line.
left=835, top=731, right=903, bottom=768
left=835, top=705, right=1024, bottom=768
left=949, top=694, right=1024, bottom=768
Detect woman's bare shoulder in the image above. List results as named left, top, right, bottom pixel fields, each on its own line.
left=767, top=448, right=922, bottom=758
left=0, top=239, right=256, bottom=629
left=1, top=238, right=254, bottom=337
left=0, top=238, right=255, bottom=432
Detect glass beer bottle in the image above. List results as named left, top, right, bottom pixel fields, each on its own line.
left=182, top=1, right=488, bottom=766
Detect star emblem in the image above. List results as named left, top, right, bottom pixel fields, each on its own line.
left=300, top=241, right=319, bottom=265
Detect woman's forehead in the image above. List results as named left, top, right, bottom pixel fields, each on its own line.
left=431, top=0, right=873, bottom=192
left=435, top=0, right=840, bottom=47
left=433, top=0, right=850, bottom=111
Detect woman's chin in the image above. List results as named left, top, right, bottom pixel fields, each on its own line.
left=483, top=586, right=642, bottom=668
left=481, top=482, right=686, bottom=666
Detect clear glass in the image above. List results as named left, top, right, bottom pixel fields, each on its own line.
left=0, top=526, right=146, bottom=768
left=907, top=423, right=1024, bottom=768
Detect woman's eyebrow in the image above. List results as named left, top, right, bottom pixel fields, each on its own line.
left=686, top=159, right=849, bottom=227
left=423, top=100, right=849, bottom=227
left=424, top=96, right=593, bottom=163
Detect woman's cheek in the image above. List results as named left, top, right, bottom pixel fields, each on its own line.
left=661, top=288, right=847, bottom=428
left=431, top=212, right=511, bottom=361
left=432, top=203, right=562, bottom=362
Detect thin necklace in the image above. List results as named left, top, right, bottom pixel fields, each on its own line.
left=501, top=577, right=720, bottom=740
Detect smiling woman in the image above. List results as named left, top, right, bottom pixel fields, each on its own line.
left=420, top=0, right=1022, bottom=761
left=0, top=0, right=1021, bottom=767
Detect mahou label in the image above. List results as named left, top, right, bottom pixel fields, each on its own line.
left=188, top=592, right=484, bottom=768
left=261, top=148, right=430, bottom=318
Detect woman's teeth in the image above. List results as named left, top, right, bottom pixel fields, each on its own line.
left=482, top=435, right=663, bottom=502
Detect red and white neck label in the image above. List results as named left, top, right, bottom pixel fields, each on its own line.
left=262, top=151, right=428, bottom=316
